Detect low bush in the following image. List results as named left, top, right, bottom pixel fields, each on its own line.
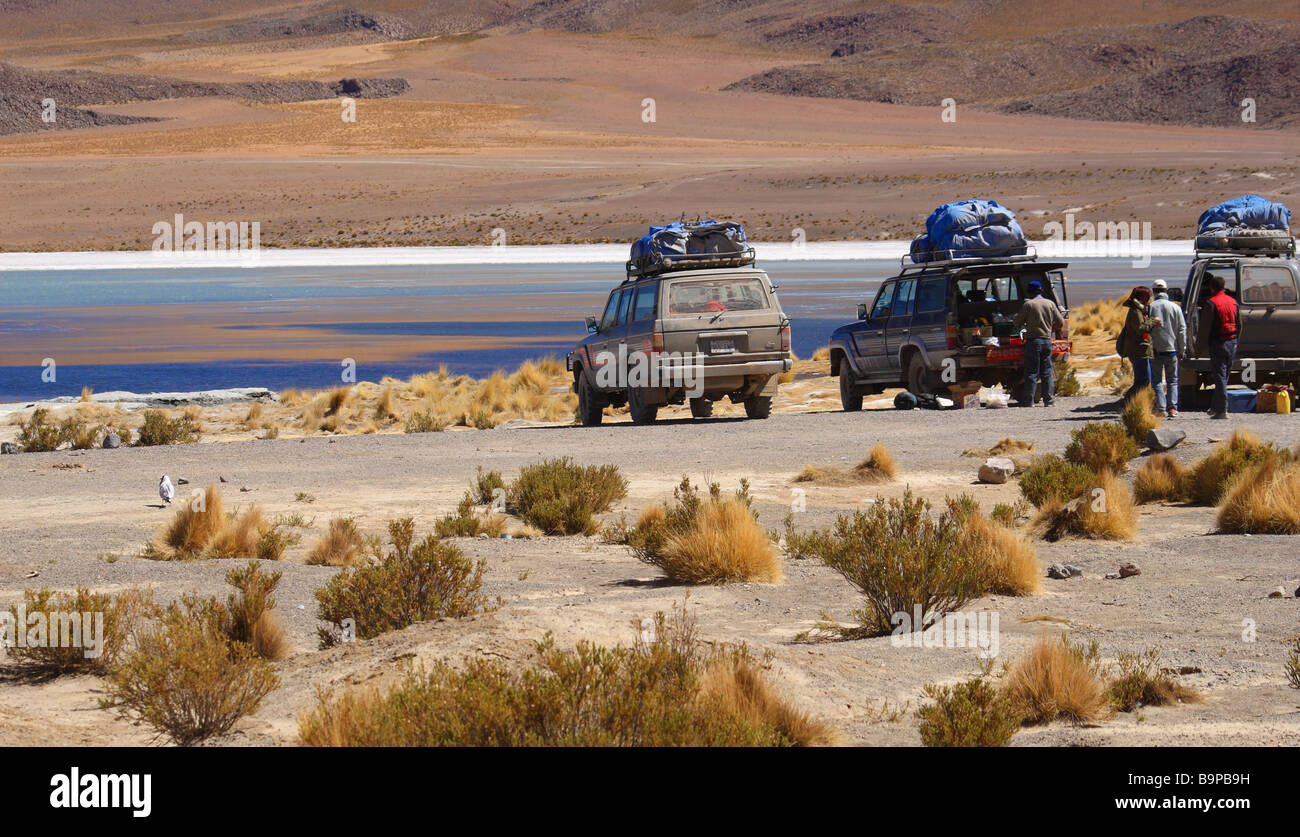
left=794, top=489, right=986, bottom=637
left=59, top=415, right=103, bottom=450
left=1053, top=358, right=1082, bottom=397
left=299, top=607, right=831, bottom=746
left=507, top=457, right=627, bottom=535
left=16, top=407, right=63, bottom=452
left=948, top=497, right=1041, bottom=596
left=1106, top=647, right=1202, bottom=712
left=1034, top=470, right=1137, bottom=541
left=104, top=592, right=280, bottom=745
left=1286, top=639, right=1300, bottom=690
left=434, top=494, right=507, bottom=538
left=315, top=518, right=488, bottom=647
left=1216, top=459, right=1300, bottom=534
left=134, top=409, right=200, bottom=446
left=1188, top=429, right=1292, bottom=506
left=628, top=478, right=780, bottom=584
left=305, top=517, right=370, bottom=566
left=1018, top=455, right=1095, bottom=508
left=472, top=467, right=505, bottom=505
left=1134, top=453, right=1188, bottom=503
left=917, top=677, right=1022, bottom=747
left=1001, top=635, right=1110, bottom=725
left=404, top=410, right=447, bottom=433
left=223, top=562, right=290, bottom=662
left=5, top=586, right=153, bottom=675
left=144, top=485, right=287, bottom=560
left=1064, top=421, right=1138, bottom=474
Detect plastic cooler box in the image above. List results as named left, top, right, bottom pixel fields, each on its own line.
left=1226, top=388, right=1257, bottom=413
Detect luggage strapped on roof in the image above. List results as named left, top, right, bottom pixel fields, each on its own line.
left=626, top=220, right=755, bottom=280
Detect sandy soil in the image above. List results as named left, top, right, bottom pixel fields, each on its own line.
left=3, top=395, right=1298, bottom=746
left=1, top=29, right=1297, bottom=250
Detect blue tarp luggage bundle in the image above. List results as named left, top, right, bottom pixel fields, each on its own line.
left=1195, top=195, right=1294, bottom=253
left=909, top=199, right=1028, bottom=263
left=627, top=220, right=754, bottom=278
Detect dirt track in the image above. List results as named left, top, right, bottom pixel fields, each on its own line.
left=3, top=400, right=1298, bottom=746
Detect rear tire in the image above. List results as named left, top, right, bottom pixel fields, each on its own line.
left=744, top=395, right=773, bottom=419
left=689, top=397, right=713, bottom=418
left=628, top=386, right=658, bottom=425
left=576, top=372, right=603, bottom=426
left=839, top=364, right=863, bottom=411
left=905, top=353, right=931, bottom=395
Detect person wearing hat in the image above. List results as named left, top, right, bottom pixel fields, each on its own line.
left=1012, top=279, right=1065, bottom=406
left=1148, top=279, right=1187, bottom=417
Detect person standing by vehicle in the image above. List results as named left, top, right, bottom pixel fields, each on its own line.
left=1013, top=279, right=1065, bottom=407
left=1117, top=286, right=1161, bottom=404
left=1195, top=273, right=1241, bottom=420
left=1148, top=279, right=1187, bottom=418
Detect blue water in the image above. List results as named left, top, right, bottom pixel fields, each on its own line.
left=0, top=257, right=1183, bottom=401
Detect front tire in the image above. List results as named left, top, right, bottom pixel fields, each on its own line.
left=577, top=372, right=603, bottom=426
left=744, top=395, right=773, bottom=419
left=839, top=364, right=863, bottom=411
left=628, top=386, right=658, bottom=425
left=689, top=397, right=713, bottom=418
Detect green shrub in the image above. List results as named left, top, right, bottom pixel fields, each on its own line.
left=507, top=457, right=627, bottom=535
left=17, top=408, right=63, bottom=452
left=917, top=677, right=1022, bottom=747
left=1106, top=647, right=1202, bottom=712
left=5, top=586, right=153, bottom=675
left=472, top=467, right=505, bottom=505
left=404, top=410, right=447, bottom=433
left=103, top=593, right=279, bottom=745
left=224, top=562, right=289, bottom=661
left=315, top=518, right=488, bottom=647
left=1053, top=358, right=1082, bottom=397
left=299, top=607, right=832, bottom=747
left=434, top=493, right=506, bottom=538
left=1019, top=454, right=1095, bottom=508
left=59, top=415, right=102, bottom=450
left=794, top=489, right=987, bottom=638
left=1064, top=421, right=1138, bottom=474
left=134, top=409, right=200, bottom=446
left=1286, top=639, right=1300, bottom=690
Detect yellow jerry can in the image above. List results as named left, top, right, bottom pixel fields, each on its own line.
left=1277, top=389, right=1292, bottom=415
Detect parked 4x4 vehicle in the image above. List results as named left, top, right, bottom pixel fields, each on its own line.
left=566, top=265, right=792, bottom=425
left=1173, top=237, right=1300, bottom=407
left=827, top=252, right=1071, bottom=409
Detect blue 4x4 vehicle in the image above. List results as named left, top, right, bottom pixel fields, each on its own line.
left=827, top=252, right=1072, bottom=409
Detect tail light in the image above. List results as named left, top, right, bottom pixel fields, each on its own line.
left=779, top=323, right=791, bottom=353
left=650, top=332, right=663, bottom=354
left=946, top=324, right=958, bottom=349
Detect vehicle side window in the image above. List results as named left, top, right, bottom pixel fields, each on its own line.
left=1240, top=265, right=1298, bottom=305
left=870, top=282, right=896, bottom=319
left=600, top=290, right=624, bottom=330
left=892, top=279, right=915, bottom=317
left=1200, top=265, right=1236, bottom=304
left=916, top=277, right=946, bottom=312
left=617, top=287, right=636, bottom=325
left=633, top=282, right=659, bottom=321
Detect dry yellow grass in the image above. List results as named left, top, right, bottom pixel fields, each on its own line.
left=961, top=513, right=1042, bottom=595
left=1001, top=635, right=1110, bottom=724
left=80, top=386, right=93, bottom=402
left=1120, top=386, right=1162, bottom=442
left=962, top=437, right=1035, bottom=457
left=250, top=611, right=290, bottom=662
left=146, top=485, right=272, bottom=560
left=305, top=517, right=368, bottom=567
left=1187, top=428, right=1289, bottom=505
left=1034, top=471, right=1137, bottom=541
left=790, top=444, right=899, bottom=486
left=700, top=656, right=837, bottom=746
left=1134, top=453, right=1188, bottom=503
left=1069, top=295, right=1127, bottom=337
left=375, top=387, right=398, bottom=422
left=857, top=443, right=899, bottom=482
left=659, top=499, right=783, bottom=584
left=1216, top=459, right=1300, bottom=534
left=207, top=505, right=266, bottom=559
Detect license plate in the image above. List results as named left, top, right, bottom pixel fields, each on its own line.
left=710, top=339, right=735, bottom=354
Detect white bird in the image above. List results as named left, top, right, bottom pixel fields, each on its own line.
left=159, top=475, right=174, bottom=505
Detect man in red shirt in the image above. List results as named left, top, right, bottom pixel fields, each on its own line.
left=1194, top=273, right=1242, bottom=419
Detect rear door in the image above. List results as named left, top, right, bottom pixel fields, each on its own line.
left=659, top=271, right=780, bottom=365
left=1237, top=260, right=1300, bottom=357
left=911, top=275, right=948, bottom=361
left=851, top=280, right=894, bottom=374
left=885, top=278, right=916, bottom=373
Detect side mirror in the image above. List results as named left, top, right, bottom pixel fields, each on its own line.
left=585, top=316, right=599, bottom=333
left=1167, top=287, right=1184, bottom=303
left=857, top=303, right=869, bottom=321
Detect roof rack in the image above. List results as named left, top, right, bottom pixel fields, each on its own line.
left=1193, top=237, right=1296, bottom=261
left=624, top=247, right=757, bottom=281
left=898, top=246, right=1038, bottom=273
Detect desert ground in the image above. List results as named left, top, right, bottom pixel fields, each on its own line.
left=2, top=390, right=1299, bottom=746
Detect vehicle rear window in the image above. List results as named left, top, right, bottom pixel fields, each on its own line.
left=666, top=276, right=768, bottom=316
left=916, top=277, right=946, bottom=312
left=1240, top=265, right=1298, bottom=305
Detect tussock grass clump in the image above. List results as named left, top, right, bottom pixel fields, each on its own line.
left=791, top=444, right=899, bottom=485
left=434, top=494, right=507, bottom=539
left=315, top=518, right=488, bottom=647
left=629, top=478, right=780, bottom=584
left=1106, top=647, right=1202, bottom=712
left=135, top=409, right=200, bottom=446
left=794, top=489, right=986, bottom=637
left=224, top=562, right=290, bottom=662
left=145, top=485, right=287, bottom=560
left=1018, top=454, right=1095, bottom=508
left=1187, top=429, right=1291, bottom=505
left=1285, top=639, right=1300, bottom=690
left=305, top=517, right=370, bottom=567
left=16, top=407, right=64, bottom=452
left=1134, top=453, right=1189, bottom=503
left=949, top=497, right=1042, bottom=596
left=374, top=387, right=398, bottom=422
left=1120, top=386, right=1162, bottom=443
left=299, top=607, right=831, bottom=746
left=1064, top=421, right=1138, bottom=474
left=918, top=677, right=1022, bottom=747
left=5, top=586, right=153, bottom=675
left=1034, top=470, right=1137, bottom=542
left=104, top=592, right=279, bottom=746
left=507, top=457, right=627, bottom=535
left=1216, top=459, right=1300, bottom=534
left=1001, top=635, right=1110, bottom=724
